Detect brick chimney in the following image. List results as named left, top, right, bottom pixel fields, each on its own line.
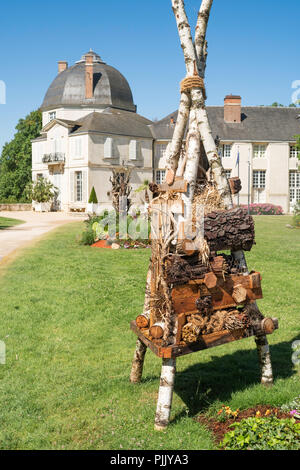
left=224, top=95, right=241, bottom=123
left=85, top=53, right=94, bottom=99
left=58, top=61, right=68, bottom=73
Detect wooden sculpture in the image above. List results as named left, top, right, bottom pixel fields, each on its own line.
left=129, top=0, right=278, bottom=431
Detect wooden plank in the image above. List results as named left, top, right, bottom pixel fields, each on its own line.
left=157, top=179, right=188, bottom=193
left=168, top=199, right=184, bottom=214
left=171, top=273, right=263, bottom=314
left=131, top=319, right=277, bottom=359
left=175, top=313, right=187, bottom=344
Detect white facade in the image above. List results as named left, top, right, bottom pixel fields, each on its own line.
left=32, top=112, right=153, bottom=212
left=153, top=139, right=300, bottom=213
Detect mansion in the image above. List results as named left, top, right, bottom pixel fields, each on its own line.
left=32, top=50, right=300, bottom=213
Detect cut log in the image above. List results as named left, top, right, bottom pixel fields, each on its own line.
left=136, top=313, right=150, bottom=329
left=150, top=322, right=165, bottom=339
left=253, top=317, right=278, bottom=336
left=232, top=284, right=248, bottom=304
left=204, top=272, right=217, bottom=289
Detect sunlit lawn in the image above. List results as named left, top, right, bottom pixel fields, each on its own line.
left=0, top=216, right=299, bottom=449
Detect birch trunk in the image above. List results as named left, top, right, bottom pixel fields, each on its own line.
left=165, top=92, right=191, bottom=176
left=130, top=338, right=147, bottom=383
left=154, top=358, right=176, bottom=430
left=195, top=0, right=213, bottom=77
left=255, top=335, right=274, bottom=386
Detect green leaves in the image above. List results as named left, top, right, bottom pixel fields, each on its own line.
left=24, top=176, right=58, bottom=203
left=220, top=416, right=300, bottom=450
left=0, top=110, right=42, bottom=202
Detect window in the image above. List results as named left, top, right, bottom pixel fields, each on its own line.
left=222, top=144, right=232, bottom=158
left=225, top=169, right=232, bottom=179
left=156, top=144, right=167, bottom=159
left=49, top=112, right=56, bottom=122
left=253, top=170, right=266, bottom=188
left=253, top=145, right=266, bottom=158
left=289, top=145, right=300, bottom=158
left=289, top=171, right=300, bottom=204
left=155, top=170, right=166, bottom=184
left=76, top=171, right=83, bottom=202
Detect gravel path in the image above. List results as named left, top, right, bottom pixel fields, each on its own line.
left=0, top=211, right=83, bottom=262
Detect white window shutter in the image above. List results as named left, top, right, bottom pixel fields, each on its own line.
left=82, top=171, right=87, bottom=202
left=70, top=171, right=75, bottom=202
left=129, top=140, right=137, bottom=160
left=104, top=137, right=113, bottom=158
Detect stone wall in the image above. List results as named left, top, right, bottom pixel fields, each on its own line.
left=0, top=204, right=32, bottom=211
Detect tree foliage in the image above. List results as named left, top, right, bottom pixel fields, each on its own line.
left=24, top=176, right=57, bottom=203
left=0, top=110, right=42, bottom=202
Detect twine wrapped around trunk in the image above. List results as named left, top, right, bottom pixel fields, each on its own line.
left=180, top=75, right=207, bottom=100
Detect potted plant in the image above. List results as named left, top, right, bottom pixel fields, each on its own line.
left=25, top=177, right=58, bottom=212
left=87, top=186, right=100, bottom=215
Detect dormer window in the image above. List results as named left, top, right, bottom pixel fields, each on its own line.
left=253, top=144, right=266, bottom=158
left=49, top=111, right=56, bottom=122
left=222, top=144, right=232, bottom=158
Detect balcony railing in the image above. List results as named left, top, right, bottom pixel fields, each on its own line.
left=42, top=153, right=65, bottom=164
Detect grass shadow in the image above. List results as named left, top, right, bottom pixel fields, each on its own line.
left=173, top=335, right=300, bottom=420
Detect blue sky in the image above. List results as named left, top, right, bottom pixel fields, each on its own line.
left=0, top=0, right=299, bottom=151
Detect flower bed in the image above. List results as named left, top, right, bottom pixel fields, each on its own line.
left=197, top=405, right=300, bottom=449
left=79, top=211, right=151, bottom=248
left=240, top=203, right=284, bottom=215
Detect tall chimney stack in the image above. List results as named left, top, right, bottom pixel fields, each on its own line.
left=58, top=61, right=68, bottom=73
left=224, top=95, right=242, bottom=123
left=85, top=53, right=94, bottom=99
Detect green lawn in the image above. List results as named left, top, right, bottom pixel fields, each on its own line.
left=0, top=216, right=24, bottom=229
left=0, top=216, right=299, bottom=450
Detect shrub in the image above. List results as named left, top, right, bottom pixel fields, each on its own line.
left=79, top=228, right=95, bottom=246
left=220, top=416, right=300, bottom=450
left=241, top=203, right=284, bottom=215
left=24, top=177, right=58, bottom=203
left=88, top=187, right=98, bottom=204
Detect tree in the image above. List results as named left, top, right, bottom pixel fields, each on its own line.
left=135, top=179, right=150, bottom=204
left=88, top=186, right=98, bottom=204
left=24, top=176, right=57, bottom=203
left=0, top=110, right=42, bottom=202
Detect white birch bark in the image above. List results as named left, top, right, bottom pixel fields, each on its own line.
left=165, top=92, right=191, bottom=175
left=255, top=335, right=274, bottom=386
left=195, top=0, right=213, bottom=77
left=154, top=358, right=176, bottom=430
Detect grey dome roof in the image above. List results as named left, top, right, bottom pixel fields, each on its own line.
left=41, top=50, right=136, bottom=112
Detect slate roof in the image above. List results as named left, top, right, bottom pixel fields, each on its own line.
left=69, top=108, right=153, bottom=139
left=151, top=107, right=300, bottom=142
left=41, top=51, right=136, bottom=112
